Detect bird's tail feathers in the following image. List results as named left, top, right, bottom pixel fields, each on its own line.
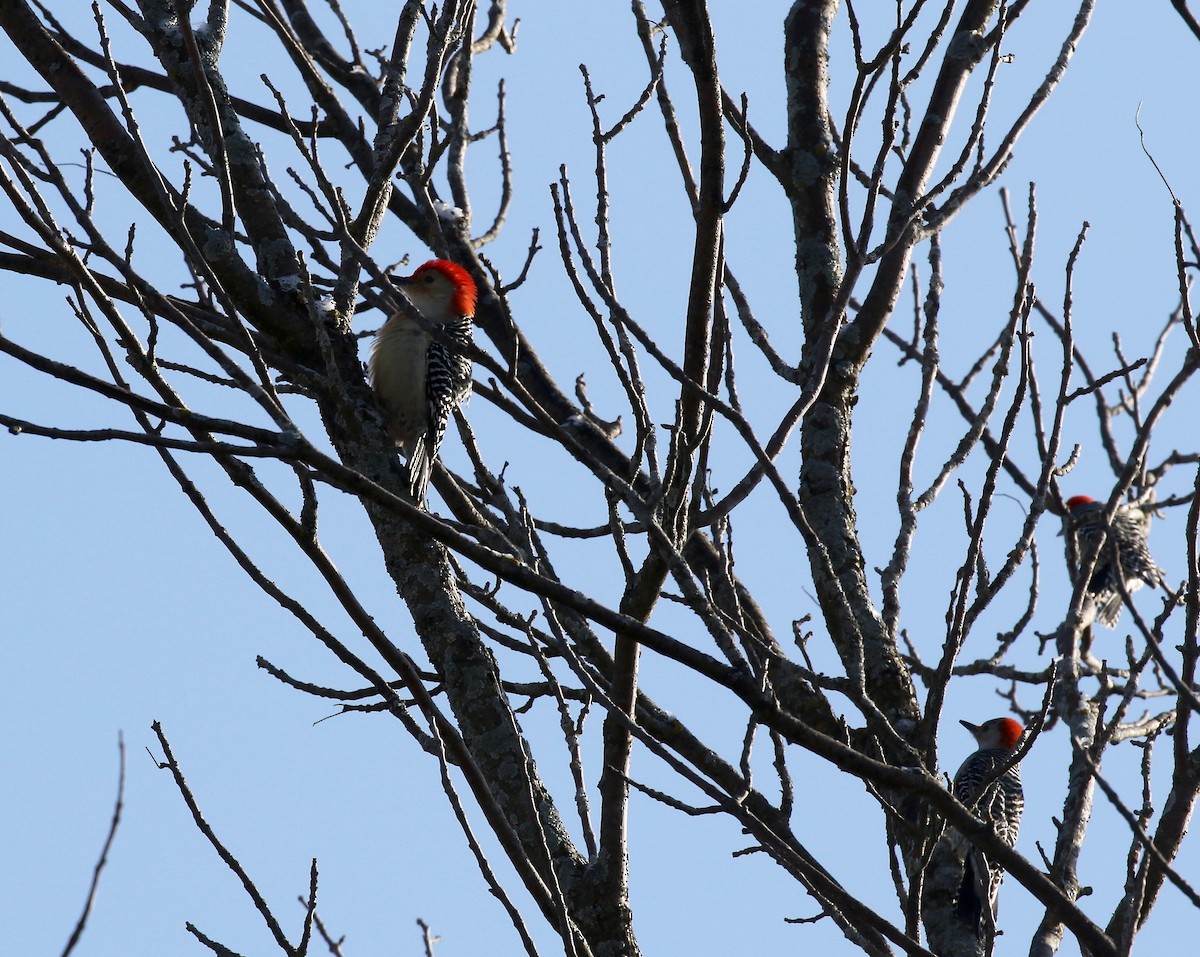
left=957, top=850, right=999, bottom=941
left=1095, top=593, right=1124, bottom=628
left=407, top=444, right=433, bottom=502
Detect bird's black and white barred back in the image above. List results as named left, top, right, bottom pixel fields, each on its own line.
left=952, top=717, right=1025, bottom=941
left=1066, top=495, right=1165, bottom=627
left=410, top=315, right=474, bottom=501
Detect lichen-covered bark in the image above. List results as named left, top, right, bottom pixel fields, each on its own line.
left=785, top=0, right=921, bottom=737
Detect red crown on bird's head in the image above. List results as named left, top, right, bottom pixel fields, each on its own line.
left=994, top=717, right=1024, bottom=750
left=963, top=716, right=1025, bottom=750
left=1065, top=495, right=1096, bottom=511
left=411, top=259, right=478, bottom=317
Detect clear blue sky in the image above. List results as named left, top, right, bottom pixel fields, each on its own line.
left=3, top=3, right=1198, bottom=955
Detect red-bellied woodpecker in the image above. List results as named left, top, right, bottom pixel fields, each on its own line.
left=1065, top=495, right=1165, bottom=628
left=952, top=717, right=1024, bottom=940
left=369, top=259, right=477, bottom=501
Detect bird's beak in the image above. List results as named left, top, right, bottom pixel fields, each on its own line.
left=392, top=274, right=416, bottom=287
left=959, top=719, right=979, bottom=733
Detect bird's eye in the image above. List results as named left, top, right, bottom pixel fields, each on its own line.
left=423, top=274, right=436, bottom=283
